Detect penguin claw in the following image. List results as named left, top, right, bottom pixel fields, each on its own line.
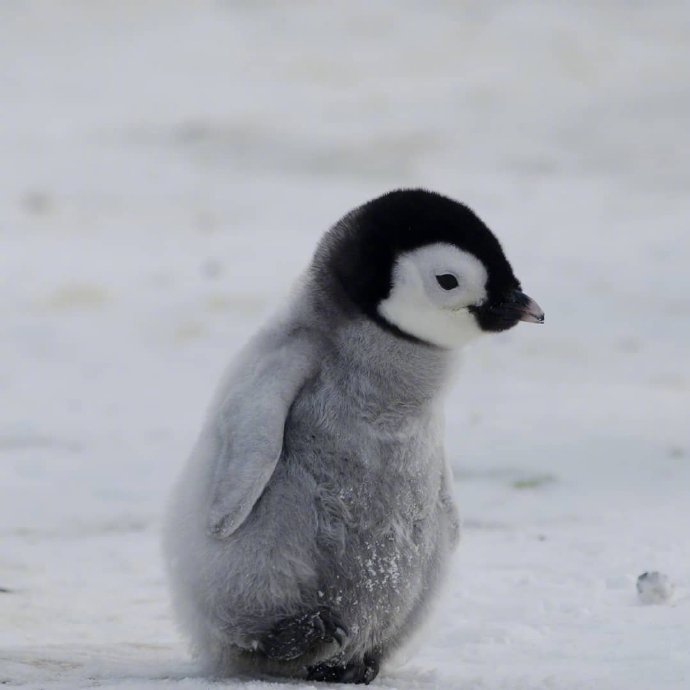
left=319, top=608, right=349, bottom=649
left=307, top=652, right=380, bottom=685
left=260, top=606, right=348, bottom=662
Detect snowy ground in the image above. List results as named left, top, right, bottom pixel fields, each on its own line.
left=1, top=2, right=689, bottom=688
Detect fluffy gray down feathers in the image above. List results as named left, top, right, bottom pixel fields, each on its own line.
left=163, top=276, right=461, bottom=677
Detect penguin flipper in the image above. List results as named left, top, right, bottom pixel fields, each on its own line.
left=206, top=329, right=318, bottom=539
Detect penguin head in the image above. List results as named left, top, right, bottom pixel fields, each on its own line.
left=318, top=189, right=543, bottom=349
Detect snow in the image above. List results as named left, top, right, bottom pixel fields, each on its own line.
left=1, top=1, right=689, bottom=688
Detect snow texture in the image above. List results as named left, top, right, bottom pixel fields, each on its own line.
left=1, top=1, right=689, bottom=689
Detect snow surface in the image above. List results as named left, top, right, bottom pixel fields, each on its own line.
left=1, top=1, right=689, bottom=688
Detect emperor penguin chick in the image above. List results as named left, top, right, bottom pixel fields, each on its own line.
left=164, top=189, right=544, bottom=684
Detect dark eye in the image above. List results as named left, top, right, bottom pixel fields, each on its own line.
left=435, top=274, right=459, bottom=290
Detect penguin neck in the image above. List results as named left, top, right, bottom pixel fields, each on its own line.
left=306, top=281, right=457, bottom=411
left=337, top=317, right=455, bottom=406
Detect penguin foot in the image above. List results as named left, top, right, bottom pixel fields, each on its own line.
left=307, top=652, right=380, bottom=685
left=260, top=606, right=348, bottom=662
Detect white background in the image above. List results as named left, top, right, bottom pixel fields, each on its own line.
left=1, top=2, right=688, bottom=688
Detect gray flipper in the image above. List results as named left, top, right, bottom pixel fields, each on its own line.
left=207, top=329, right=318, bottom=539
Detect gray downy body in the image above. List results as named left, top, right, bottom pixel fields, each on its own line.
left=163, top=269, right=461, bottom=678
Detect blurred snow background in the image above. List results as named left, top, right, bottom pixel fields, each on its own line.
left=1, top=1, right=689, bottom=688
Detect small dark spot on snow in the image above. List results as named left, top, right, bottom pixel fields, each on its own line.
left=22, top=189, right=53, bottom=215
left=175, top=120, right=211, bottom=143
left=201, top=258, right=223, bottom=279
left=617, top=336, right=640, bottom=353
left=0, top=587, right=13, bottom=594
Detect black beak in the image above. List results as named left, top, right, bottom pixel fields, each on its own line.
left=471, top=289, right=544, bottom=332
left=511, top=290, right=544, bottom=324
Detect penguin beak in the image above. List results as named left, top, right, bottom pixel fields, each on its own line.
left=470, top=289, right=544, bottom=331
left=512, top=290, right=544, bottom=324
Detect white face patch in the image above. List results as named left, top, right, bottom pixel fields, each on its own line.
left=378, top=243, right=488, bottom=348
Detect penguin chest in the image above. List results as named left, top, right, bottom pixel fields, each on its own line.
left=309, top=439, right=444, bottom=627
left=284, top=407, right=444, bottom=605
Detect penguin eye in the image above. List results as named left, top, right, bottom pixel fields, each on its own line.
left=435, top=274, right=459, bottom=290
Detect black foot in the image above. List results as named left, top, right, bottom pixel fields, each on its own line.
left=260, top=606, right=348, bottom=662
left=307, top=652, right=380, bottom=685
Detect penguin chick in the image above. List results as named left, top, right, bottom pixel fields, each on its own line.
left=164, top=189, right=544, bottom=684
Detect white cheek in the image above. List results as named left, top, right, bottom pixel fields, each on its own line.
left=378, top=254, right=485, bottom=349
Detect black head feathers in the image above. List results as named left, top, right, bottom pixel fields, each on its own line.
left=313, top=189, right=520, bottom=324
